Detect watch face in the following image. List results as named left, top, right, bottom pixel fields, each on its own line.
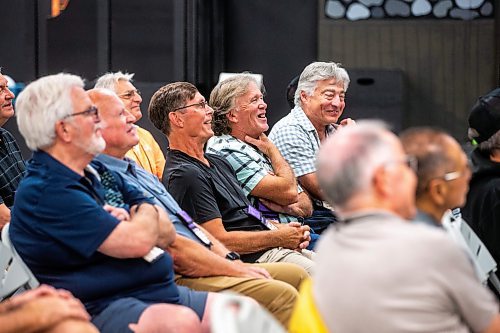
left=226, top=252, right=240, bottom=260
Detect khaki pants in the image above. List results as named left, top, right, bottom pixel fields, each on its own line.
left=175, top=262, right=308, bottom=326
left=256, top=248, right=315, bottom=275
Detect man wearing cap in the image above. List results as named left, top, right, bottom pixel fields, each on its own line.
left=0, top=70, right=26, bottom=230
left=463, top=88, right=500, bottom=265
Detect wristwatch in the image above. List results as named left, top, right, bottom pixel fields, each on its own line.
left=225, top=251, right=241, bottom=261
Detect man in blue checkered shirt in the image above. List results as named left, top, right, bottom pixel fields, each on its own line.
left=206, top=74, right=312, bottom=225
left=0, top=70, right=26, bottom=229
left=269, top=62, right=354, bottom=205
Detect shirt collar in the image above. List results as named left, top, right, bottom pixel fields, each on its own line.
left=32, top=150, right=87, bottom=182
left=94, top=153, right=137, bottom=177
left=291, top=105, right=336, bottom=137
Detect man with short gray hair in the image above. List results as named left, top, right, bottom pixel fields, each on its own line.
left=314, top=120, right=500, bottom=333
left=269, top=61, right=354, bottom=232
left=95, top=71, right=166, bottom=179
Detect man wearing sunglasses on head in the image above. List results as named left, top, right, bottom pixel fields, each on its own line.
left=95, top=71, right=166, bottom=180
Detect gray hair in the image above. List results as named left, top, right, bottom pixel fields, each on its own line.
left=316, top=120, right=394, bottom=209
left=295, top=62, right=350, bottom=107
left=15, top=73, right=84, bottom=151
left=94, top=71, right=135, bottom=91
left=210, top=74, right=259, bottom=136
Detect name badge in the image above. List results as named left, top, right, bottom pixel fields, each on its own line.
left=247, top=205, right=278, bottom=230
left=176, top=210, right=212, bottom=248
left=143, top=246, right=165, bottom=263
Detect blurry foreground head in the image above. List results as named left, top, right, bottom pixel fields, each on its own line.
left=316, top=120, right=417, bottom=220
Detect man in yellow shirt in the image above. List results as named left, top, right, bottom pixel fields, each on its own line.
left=95, top=71, right=166, bottom=179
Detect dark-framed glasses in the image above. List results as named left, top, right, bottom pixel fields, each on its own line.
left=172, top=100, right=210, bottom=112
left=63, top=106, right=99, bottom=121
left=118, top=89, right=141, bottom=100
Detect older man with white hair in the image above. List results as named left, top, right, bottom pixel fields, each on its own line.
left=313, top=120, right=500, bottom=333
left=95, top=71, right=166, bottom=179
left=9, top=73, right=215, bottom=333
left=269, top=61, right=355, bottom=233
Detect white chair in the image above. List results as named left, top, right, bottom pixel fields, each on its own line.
left=0, top=223, right=39, bottom=300
left=210, top=292, right=286, bottom=333
left=442, top=210, right=500, bottom=294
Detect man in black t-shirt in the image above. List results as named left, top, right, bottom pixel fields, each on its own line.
left=149, top=82, right=314, bottom=274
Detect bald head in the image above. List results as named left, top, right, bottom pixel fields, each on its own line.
left=87, top=88, right=138, bottom=158
left=317, top=120, right=417, bottom=219
left=400, top=127, right=471, bottom=218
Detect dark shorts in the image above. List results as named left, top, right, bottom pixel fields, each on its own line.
left=91, top=286, right=208, bottom=333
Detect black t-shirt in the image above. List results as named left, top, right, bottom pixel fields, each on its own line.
left=163, top=149, right=266, bottom=262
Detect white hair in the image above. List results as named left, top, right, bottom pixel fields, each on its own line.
left=316, top=120, right=394, bottom=209
left=15, top=73, right=84, bottom=151
left=94, top=71, right=135, bottom=91
left=295, top=62, right=350, bottom=107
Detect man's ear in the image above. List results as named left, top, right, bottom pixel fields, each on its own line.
left=427, top=179, right=447, bottom=206
left=169, top=111, right=183, bottom=128
left=373, top=167, right=390, bottom=198
left=55, top=120, right=71, bottom=143
left=227, top=110, right=238, bottom=124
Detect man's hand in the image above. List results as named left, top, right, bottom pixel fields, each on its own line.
left=230, top=261, right=272, bottom=279
left=275, top=222, right=311, bottom=250
left=103, top=204, right=130, bottom=221
left=288, top=222, right=311, bottom=250
left=23, top=294, right=91, bottom=328
left=339, top=118, right=356, bottom=127
left=0, top=203, right=11, bottom=229
left=259, top=198, right=304, bottom=217
left=244, top=134, right=277, bottom=157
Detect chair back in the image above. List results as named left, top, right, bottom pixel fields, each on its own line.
left=0, top=223, right=39, bottom=300
left=289, top=278, right=329, bottom=333
left=211, top=292, right=286, bottom=333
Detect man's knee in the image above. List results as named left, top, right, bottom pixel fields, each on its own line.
left=137, top=303, right=202, bottom=333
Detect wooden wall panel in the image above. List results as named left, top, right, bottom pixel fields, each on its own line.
left=319, top=17, right=495, bottom=141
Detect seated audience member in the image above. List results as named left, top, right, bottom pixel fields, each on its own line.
left=0, top=70, right=26, bottom=230
left=314, top=120, right=500, bottom=332
left=95, top=71, right=166, bottom=179
left=10, top=73, right=217, bottom=333
left=400, top=127, right=471, bottom=227
left=463, top=88, right=500, bottom=265
left=149, top=82, right=314, bottom=274
left=88, top=88, right=307, bottom=326
left=0, top=285, right=97, bottom=333
left=269, top=61, right=355, bottom=234
left=206, top=74, right=312, bottom=225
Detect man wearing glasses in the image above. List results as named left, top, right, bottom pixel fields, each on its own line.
left=400, top=127, right=472, bottom=228
left=0, top=70, right=26, bottom=230
left=149, top=82, right=314, bottom=274
left=10, top=73, right=215, bottom=333
left=95, top=71, right=166, bottom=180
left=314, top=120, right=500, bottom=333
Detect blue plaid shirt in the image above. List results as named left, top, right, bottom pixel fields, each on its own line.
left=269, top=106, right=335, bottom=178
left=0, top=128, right=26, bottom=207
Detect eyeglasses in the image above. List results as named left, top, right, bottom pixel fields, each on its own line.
left=172, top=100, right=210, bottom=112
left=63, top=106, right=99, bottom=121
left=383, top=155, right=418, bottom=172
left=118, top=90, right=141, bottom=100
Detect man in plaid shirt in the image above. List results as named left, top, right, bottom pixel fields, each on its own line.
left=206, top=74, right=312, bottom=225
left=0, top=70, right=26, bottom=229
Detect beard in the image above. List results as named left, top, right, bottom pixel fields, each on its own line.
left=86, top=133, right=106, bottom=156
